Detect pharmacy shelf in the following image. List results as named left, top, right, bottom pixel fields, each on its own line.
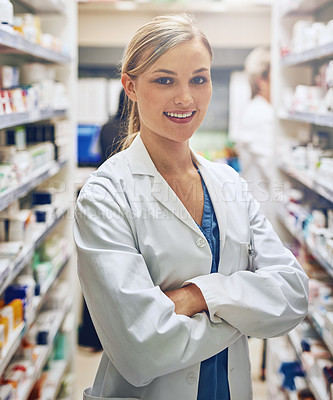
left=14, top=0, right=65, bottom=14
left=0, top=322, right=25, bottom=376
left=0, top=29, right=70, bottom=64
left=308, top=377, right=330, bottom=400
left=288, top=327, right=330, bottom=400
left=279, top=110, right=333, bottom=127
left=17, top=302, right=72, bottom=400
left=277, top=208, right=305, bottom=244
left=277, top=208, right=306, bottom=245
left=307, top=242, right=333, bottom=277
left=38, top=256, right=71, bottom=299
left=0, top=109, right=67, bottom=130
left=29, top=255, right=71, bottom=327
left=279, top=163, right=333, bottom=203
left=281, top=42, right=333, bottom=67
left=0, top=159, right=68, bottom=213
left=78, top=0, right=269, bottom=14
left=308, top=311, right=333, bottom=357
left=277, top=208, right=333, bottom=278
left=279, top=0, right=331, bottom=17
left=42, top=359, right=69, bottom=400
left=0, top=207, right=68, bottom=296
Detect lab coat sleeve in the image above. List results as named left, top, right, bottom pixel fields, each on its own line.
left=74, top=177, right=242, bottom=388
left=185, top=178, right=309, bottom=339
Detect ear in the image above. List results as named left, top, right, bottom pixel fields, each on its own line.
left=121, top=73, right=137, bottom=102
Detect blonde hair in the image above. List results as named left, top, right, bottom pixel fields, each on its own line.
left=244, top=46, right=270, bottom=98
left=121, top=14, right=213, bottom=149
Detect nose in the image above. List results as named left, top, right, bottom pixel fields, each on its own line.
left=174, top=84, right=193, bottom=107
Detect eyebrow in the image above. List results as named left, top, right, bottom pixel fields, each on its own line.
left=152, top=67, right=210, bottom=75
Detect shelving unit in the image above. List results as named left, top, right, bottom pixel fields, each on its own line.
left=271, top=0, right=333, bottom=398
left=0, top=322, right=25, bottom=376
left=278, top=110, right=333, bottom=127
left=14, top=0, right=65, bottom=14
left=0, top=29, right=70, bottom=64
left=277, top=206, right=333, bottom=277
left=0, top=159, right=68, bottom=212
left=0, top=0, right=77, bottom=396
left=16, top=303, right=72, bottom=400
left=0, top=206, right=69, bottom=296
left=0, top=109, right=67, bottom=130
left=78, top=0, right=269, bottom=14
left=37, top=359, right=70, bottom=400
left=279, top=0, right=332, bottom=17
left=278, top=163, right=333, bottom=203
left=287, top=323, right=331, bottom=400
left=281, top=41, right=333, bottom=67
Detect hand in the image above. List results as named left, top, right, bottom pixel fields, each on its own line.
left=164, top=284, right=208, bottom=317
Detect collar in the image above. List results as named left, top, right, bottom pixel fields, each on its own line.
left=126, top=133, right=202, bottom=177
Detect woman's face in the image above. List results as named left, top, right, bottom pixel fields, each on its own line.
left=123, top=38, right=212, bottom=145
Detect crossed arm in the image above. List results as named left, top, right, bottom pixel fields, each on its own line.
left=164, top=284, right=208, bottom=317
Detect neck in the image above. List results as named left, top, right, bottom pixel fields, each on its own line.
left=140, top=132, right=195, bottom=176
left=260, top=92, right=271, bottom=103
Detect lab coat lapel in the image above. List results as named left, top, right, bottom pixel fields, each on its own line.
left=151, top=173, right=201, bottom=235
left=127, top=134, right=202, bottom=235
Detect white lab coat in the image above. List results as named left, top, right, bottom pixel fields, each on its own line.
left=74, top=134, right=308, bottom=400
left=236, top=95, right=275, bottom=217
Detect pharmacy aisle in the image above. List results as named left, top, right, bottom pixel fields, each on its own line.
left=268, top=0, right=333, bottom=398
left=0, top=0, right=77, bottom=397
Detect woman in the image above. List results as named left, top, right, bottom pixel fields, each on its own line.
left=236, top=47, right=275, bottom=217
left=74, top=14, right=308, bottom=400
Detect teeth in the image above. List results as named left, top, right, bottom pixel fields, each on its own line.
left=166, top=112, right=193, bottom=118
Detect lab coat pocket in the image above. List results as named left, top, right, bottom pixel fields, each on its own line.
left=83, top=388, right=140, bottom=400
left=239, top=242, right=250, bottom=271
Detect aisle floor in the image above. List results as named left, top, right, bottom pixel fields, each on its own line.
left=75, top=338, right=268, bottom=399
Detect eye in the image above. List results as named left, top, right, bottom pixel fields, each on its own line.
left=155, top=77, right=173, bottom=85
left=191, top=76, right=208, bottom=84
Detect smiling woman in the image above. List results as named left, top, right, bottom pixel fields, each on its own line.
left=120, top=14, right=212, bottom=150
left=122, top=38, right=212, bottom=148
left=74, top=13, right=309, bottom=400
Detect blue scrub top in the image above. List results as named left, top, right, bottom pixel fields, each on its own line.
left=196, top=170, right=230, bottom=400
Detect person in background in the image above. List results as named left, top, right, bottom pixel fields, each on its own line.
left=236, top=47, right=274, bottom=218
left=74, top=15, right=308, bottom=400
left=99, top=88, right=128, bottom=162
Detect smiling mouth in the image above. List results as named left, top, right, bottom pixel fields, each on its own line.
left=164, top=111, right=196, bottom=119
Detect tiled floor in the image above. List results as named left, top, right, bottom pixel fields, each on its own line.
left=75, top=338, right=268, bottom=399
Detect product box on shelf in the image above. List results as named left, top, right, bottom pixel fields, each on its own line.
left=0, top=315, right=9, bottom=354
left=0, top=66, right=19, bottom=89
left=0, top=299, right=24, bottom=357
left=13, top=14, right=41, bottom=45
left=284, top=18, right=333, bottom=56
left=0, top=90, right=13, bottom=114
left=0, top=0, right=13, bottom=28
left=0, top=165, right=15, bottom=193
left=281, top=60, right=333, bottom=115
left=4, top=283, right=34, bottom=323
left=0, top=241, right=22, bottom=259
left=27, top=142, right=55, bottom=171
left=0, top=209, right=33, bottom=242
left=20, top=63, right=69, bottom=111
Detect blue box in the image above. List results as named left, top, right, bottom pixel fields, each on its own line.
left=77, top=124, right=102, bottom=166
